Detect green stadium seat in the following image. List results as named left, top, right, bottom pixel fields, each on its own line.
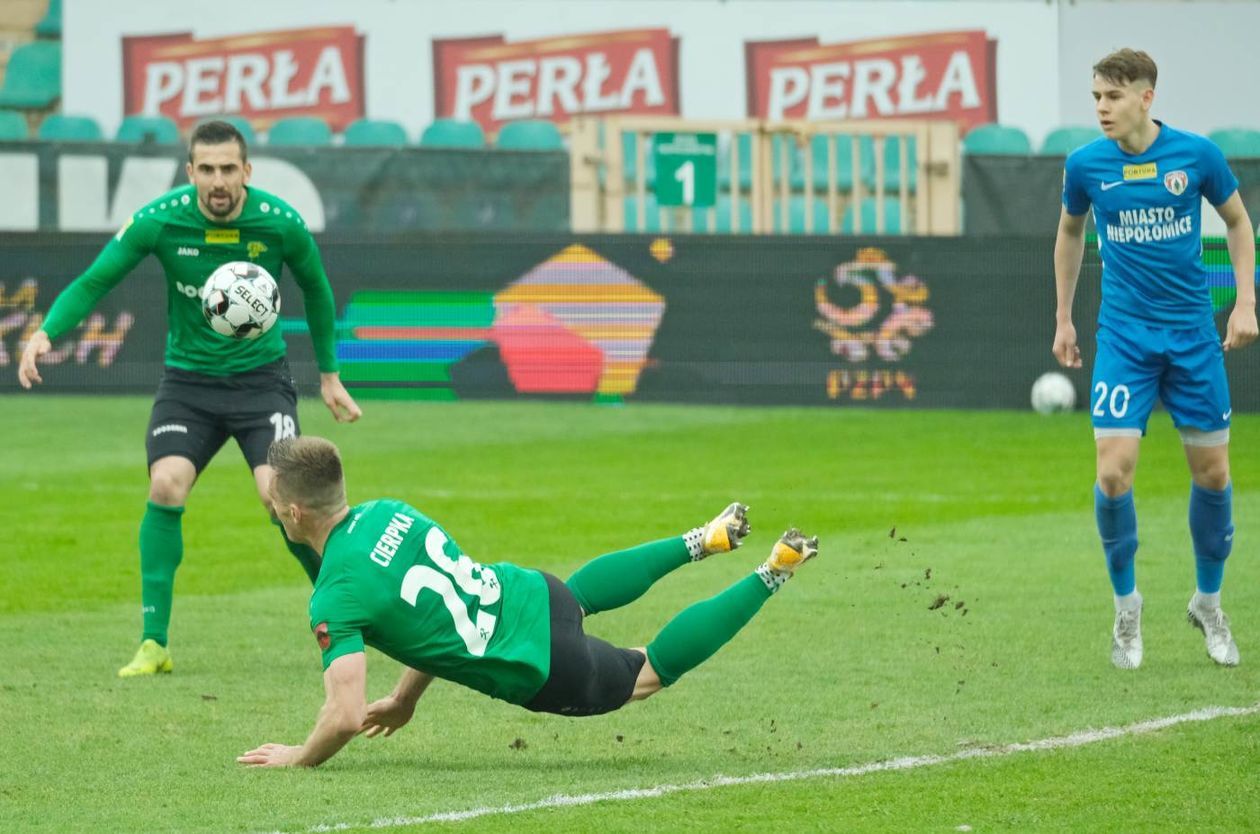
left=267, top=116, right=332, bottom=146
left=201, top=115, right=257, bottom=147
left=37, top=113, right=102, bottom=141
left=496, top=119, right=564, bottom=150
left=419, top=118, right=485, bottom=148
left=801, top=134, right=875, bottom=191
left=1208, top=128, right=1260, bottom=159
left=842, top=198, right=904, bottom=234
left=0, top=109, right=28, bottom=141
left=0, top=40, right=61, bottom=109
left=1041, top=126, right=1103, bottom=155
left=343, top=118, right=408, bottom=146
left=719, top=133, right=794, bottom=190
left=116, top=114, right=180, bottom=144
left=872, top=134, right=917, bottom=193
left=621, top=131, right=656, bottom=187
left=623, top=192, right=661, bottom=232
left=772, top=196, right=832, bottom=234
left=712, top=193, right=754, bottom=233
left=963, top=123, right=1032, bottom=155
left=35, top=0, right=62, bottom=38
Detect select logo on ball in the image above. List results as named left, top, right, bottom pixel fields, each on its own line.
left=201, top=261, right=281, bottom=340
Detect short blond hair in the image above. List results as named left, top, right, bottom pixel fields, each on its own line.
left=1093, top=49, right=1157, bottom=88
left=267, top=436, right=347, bottom=514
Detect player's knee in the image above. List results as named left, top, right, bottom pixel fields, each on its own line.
left=1097, top=469, right=1133, bottom=498
left=1192, top=464, right=1230, bottom=492
left=148, top=470, right=192, bottom=505
left=627, top=650, right=663, bottom=702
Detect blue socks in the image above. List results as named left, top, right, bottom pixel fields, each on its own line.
left=1095, top=485, right=1138, bottom=596
left=1189, top=483, right=1233, bottom=595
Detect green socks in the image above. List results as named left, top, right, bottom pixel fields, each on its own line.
left=566, top=536, right=692, bottom=614
left=139, top=501, right=184, bottom=647
left=273, top=517, right=322, bottom=583
left=646, top=573, right=774, bottom=686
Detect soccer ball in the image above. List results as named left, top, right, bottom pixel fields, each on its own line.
left=1030, top=371, right=1076, bottom=414
left=201, top=261, right=280, bottom=340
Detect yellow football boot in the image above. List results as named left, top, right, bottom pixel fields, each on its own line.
left=117, top=639, right=173, bottom=678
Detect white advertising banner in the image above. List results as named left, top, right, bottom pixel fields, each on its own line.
left=62, top=1, right=1260, bottom=147
left=64, top=0, right=1058, bottom=140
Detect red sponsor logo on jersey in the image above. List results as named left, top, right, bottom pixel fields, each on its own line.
left=432, top=28, right=680, bottom=136
left=122, top=26, right=366, bottom=131
left=313, top=622, right=330, bottom=650
left=745, top=30, right=997, bottom=132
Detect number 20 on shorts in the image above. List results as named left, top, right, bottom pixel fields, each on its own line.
left=1092, top=381, right=1131, bottom=418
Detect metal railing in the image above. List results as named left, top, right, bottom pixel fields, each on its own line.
left=569, top=116, right=960, bottom=235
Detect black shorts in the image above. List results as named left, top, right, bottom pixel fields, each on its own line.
left=145, top=359, right=300, bottom=473
left=523, top=573, right=646, bottom=717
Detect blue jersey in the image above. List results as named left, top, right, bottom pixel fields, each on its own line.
left=1062, top=122, right=1238, bottom=328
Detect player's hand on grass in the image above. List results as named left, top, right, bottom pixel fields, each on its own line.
left=1052, top=321, right=1082, bottom=368
left=1223, top=305, right=1259, bottom=351
left=360, top=695, right=415, bottom=738
left=17, top=330, right=51, bottom=389
left=320, top=373, right=363, bottom=423
left=237, top=742, right=304, bottom=767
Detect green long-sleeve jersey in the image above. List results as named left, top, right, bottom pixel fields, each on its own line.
left=41, top=184, right=338, bottom=376
left=310, top=499, right=552, bottom=707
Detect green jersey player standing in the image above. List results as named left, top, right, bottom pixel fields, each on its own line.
left=17, top=120, right=362, bottom=677
left=238, top=436, right=819, bottom=768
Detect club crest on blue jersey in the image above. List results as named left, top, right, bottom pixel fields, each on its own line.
left=1164, top=170, right=1188, bottom=195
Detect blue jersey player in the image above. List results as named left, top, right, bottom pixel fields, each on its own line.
left=1054, top=49, right=1257, bottom=670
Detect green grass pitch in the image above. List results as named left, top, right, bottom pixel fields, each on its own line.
left=2, top=397, right=1258, bottom=832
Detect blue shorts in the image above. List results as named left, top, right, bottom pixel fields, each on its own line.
left=1091, top=320, right=1230, bottom=434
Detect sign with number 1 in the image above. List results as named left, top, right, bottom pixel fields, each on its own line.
left=653, top=132, right=718, bottom=207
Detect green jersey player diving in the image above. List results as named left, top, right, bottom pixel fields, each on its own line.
left=17, top=120, right=362, bottom=678
left=237, top=436, right=820, bottom=768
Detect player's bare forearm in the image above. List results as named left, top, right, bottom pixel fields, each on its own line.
left=1051, top=210, right=1087, bottom=368
left=1218, top=193, right=1258, bottom=351
left=1224, top=208, right=1256, bottom=309
left=238, top=653, right=367, bottom=767
left=393, top=667, right=435, bottom=704
left=1053, top=211, right=1088, bottom=322
left=293, top=701, right=363, bottom=766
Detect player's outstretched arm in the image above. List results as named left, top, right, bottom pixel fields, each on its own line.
left=362, top=667, right=434, bottom=738
left=1217, top=192, right=1258, bottom=351
left=1052, top=207, right=1088, bottom=368
left=320, top=372, right=363, bottom=423
left=238, top=652, right=367, bottom=768
left=17, top=330, right=51, bottom=389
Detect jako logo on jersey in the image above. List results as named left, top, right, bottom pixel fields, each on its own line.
left=205, top=229, right=240, bottom=244
left=247, top=241, right=268, bottom=259
left=151, top=423, right=189, bottom=436
left=1164, top=170, right=1188, bottom=196
left=177, top=246, right=200, bottom=257
left=1122, top=163, right=1157, bottom=181
left=313, top=622, right=330, bottom=650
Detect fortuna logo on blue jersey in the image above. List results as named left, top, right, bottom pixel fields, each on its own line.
left=1105, top=206, right=1193, bottom=244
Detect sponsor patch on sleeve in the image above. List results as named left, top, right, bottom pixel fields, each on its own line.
left=314, top=622, right=330, bottom=650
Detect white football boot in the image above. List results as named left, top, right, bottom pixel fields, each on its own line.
left=1187, top=594, right=1240, bottom=667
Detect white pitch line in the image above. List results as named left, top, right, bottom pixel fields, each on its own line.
left=270, top=702, right=1260, bottom=834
